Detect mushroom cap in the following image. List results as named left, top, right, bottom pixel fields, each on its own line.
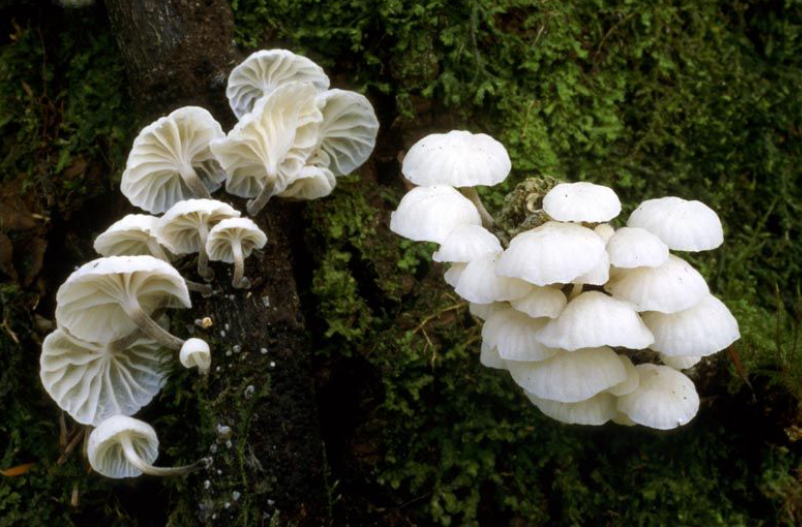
left=607, top=354, right=640, bottom=396
left=155, top=199, right=240, bottom=254
left=627, top=196, right=723, bottom=251
left=507, top=347, right=627, bottom=403
left=315, top=89, right=379, bottom=176
left=121, top=107, right=225, bottom=214
left=660, top=354, right=702, bottom=370
left=642, top=295, right=740, bottom=357
left=480, top=341, right=507, bottom=370
left=212, top=82, right=323, bottom=199
left=443, top=263, right=466, bottom=288
left=617, top=364, right=700, bottom=430
left=226, top=49, right=330, bottom=119
left=206, top=218, right=268, bottom=264
left=56, top=256, right=190, bottom=343
left=536, top=291, right=654, bottom=351
left=389, top=185, right=481, bottom=243
left=481, top=308, right=558, bottom=362
left=525, top=392, right=617, bottom=426
left=454, top=253, right=531, bottom=304
left=94, top=214, right=163, bottom=258
left=510, top=286, right=567, bottom=319
left=87, top=415, right=159, bottom=478
left=542, top=182, right=622, bottom=223
left=605, top=227, right=669, bottom=269
left=432, top=224, right=502, bottom=263
left=40, top=327, right=168, bottom=426
left=179, top=338, right=211, bottom=372
left=402, top=130, right=511, bottom=188
left=277, top=164, right=337, bottom=201
left=604, top=254, right=710, bottom=313
left=496, top=222, right=606, bottom=286
left=468, top=301, right=507, bottom=321
left=572, top=249, right=610, bottom=286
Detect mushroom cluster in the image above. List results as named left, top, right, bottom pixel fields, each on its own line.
left=40, top=49, right=378, bottom=478
left=390, top=131, right=739, bottom=430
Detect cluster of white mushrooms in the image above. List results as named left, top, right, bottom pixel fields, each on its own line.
left=390, top=130, right=740, bottom=430
left=40, top=49, right=378, bottom=478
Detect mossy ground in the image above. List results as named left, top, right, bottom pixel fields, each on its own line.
left=1, top=0, right=802, bottom=525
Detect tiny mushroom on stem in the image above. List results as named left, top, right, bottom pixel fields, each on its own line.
left=206, top=218, right=267, bottom=289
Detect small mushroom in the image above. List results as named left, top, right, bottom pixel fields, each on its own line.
left=431, top=224, right=502, bottom=263
left=481, top=307, right=556, bottom=362
left=88, top=415, right=209, bottom=478
left=616, top=364, right=700, bottom=430
left=605, top=227, right=669, bottom=269
left=313, top=89, right=379, bottom=177
left=453, top=253, right=531, bottom=304
left=206, top=218, right=267, bottom=289
left=180, top=338, right=212, bottom=374
left=94, top=214, right=170, bottom=261
left=525, top=392, right=617, bottom=426
left=627, top=196, right=723, bottom=252
left=542, top=182, right=621, bottom=223
left=390, top=185, right=482, bottom=244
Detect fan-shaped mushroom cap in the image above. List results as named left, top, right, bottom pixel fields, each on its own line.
left=389, top=185, right=481, bottom=243
left=594, top=223, right=616, bottom=244
left=206, top=218, right=267, bottom=264
left=627, top=196, right=723, bottom=251
left=226, top=49, right=330, bottom=119
left=604, top=254, right=709, bottom=313
left=156, top=199, right=240, bottom=255
left=277, top=164, right=336, bottom=201
left=212, top=82, right=323, bottom=199
left=605, top=227, right=669, bottom=269
left=315, top=89, right=379, bottom=176
left=88, top=415, right=159, bottom=478
left=443, top=263, right=466, bottom=288
left=660, top=354, right=702, bottom=370
left=454, top=253, right=531, bottom=304
left=40, top=327, right=167, bottom=426
left=542, top=182, right=621, bottom=223
left=510, top=286, right=567, bottom=319
left=496, top=222, right=605, bottom=286
left=507, top=347, right=627, bottom=403
left=179, top=338, right=211, bottom=373
left=617, top=364, right=700, bottom=430
left=607, top=354, right=640, bottom=396
left=481, top=308, right=558, bottom=362
left=121, top=107, right=225, bottom=214
left=643, top=295, right=740, bottom=357
left=432, top=225, right=502, bottom=263
left=536, top=291, right=654, bottom=351
left=94, top=214, right=168, bottom=259
left=402, top=130, right=511, bottom=187
left=56, top=256, right=190, bottom=343
left=526, top=392, right=617, bottom=426
left=469, top=302, right=506, bottom=321
left=480, top=341, right=506, bottom=370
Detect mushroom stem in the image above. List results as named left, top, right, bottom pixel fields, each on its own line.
left=120, top=436, right=209, bottom=477
left=196, top=223, right=213, bottom=282
left=231, top=238, right=250, bottom=289
left=147, top=239, right=171, bottom=262
left=460, top=187, right=495, bottom=228
left=246, top=182, right=276, bottom=216
left=125, top=300, right=185, bottom=351
left=569, top=283, right=584, bottom=300
left=185, top=280, right=213, bottom=296
left=180, top=167, right=212, bottom=200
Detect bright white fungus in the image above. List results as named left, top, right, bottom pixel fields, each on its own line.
left=627, top=196, right=723, bottom=252
left=389, top=185, right=481, bottom=243
left=542, top=182, right=621, bottom=223
left=617, top=364, right=700, bottom=430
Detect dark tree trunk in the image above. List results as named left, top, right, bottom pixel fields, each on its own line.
left=103, top=1, right=327, bottom=524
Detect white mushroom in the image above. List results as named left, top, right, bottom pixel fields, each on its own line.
left=542, top=182, right=621, bottom=223
left=314, top=89, right=379, bottom=176
left=206, top=218, right=268, bottom=289
left=607, top=354, right=640, bottom=396
left=468, top=302, right=507, bottom=321
left=389, top=185, right=481, bottom=244
left=432, top=224, right=502, bottom=263
left=88, top=415, right=208, bottom=478
left=660, top=354, right=702, bottom=370
left=179, top=338, right=212, bottom=374
left=525, top=392, right=617, bottom=426
left=277, top=164, right=337, bottom=201
left=627, top=196, right=724, bottom=251
left=454, top=253, right=530, bottom=304
left=443, top=263, right=467, bottom=288
left=121, top=107, right=225, bottom=213
left=94, top=214, right=170, bottom=261
left=617, top=364, right=700, bottom=430
left=481, top=308, right=558, bottom=362
left=479, top=341, right=507, bottom=370
left=509, top=286, right=567, bottom=319
left=605, top=227, right=669, bottom=269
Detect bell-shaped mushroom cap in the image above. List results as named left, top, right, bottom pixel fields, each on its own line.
left=617, top=364, right=700, bottom=430
left=88, top=415, right=160, bottom=478
left=594, top=223, right=615, bottom=244
left=607, top=354, right=640, bottom=396
left=389, top=185, right=481, bottom=243
left=496, top=222, right=605, bottom=286
left=179, top=338, right=211, bottom=373
left=454, top=253, right=531, bottom=304
left=315, top=89, right=379, bottom=176
left=525, top=392, right=617, bottom=426
left=604, top=254, right=709, bottom=313
left=481, top=308, right=558, bottom=362
left=443, top=263, right=466, bottom=288
left=226, top=49, right=330, bottom=119
left=542, top=182, right=621, bottom=223
left=572, top=250, right=610, bottom=286
left=155, top=199, right=240, bottom=255
left=40, top=328, right=167, bottom=426
left=212, top=82, right=323, bottom=199
left=56, top=256, right=190, bottom=343
left=507, top=347, right=627, bottom=403
left=277, top=164, right=336, bottom=201
left=432, top=225, right=502, bottom=263
left=469, top=301, right=506, bottom=321
left=402, top=130, right=511, bottom=187
left=510, top=286, right=567, bottom=319
left=480, top=341, right=506, bottom=370
left=536, top=291, right=654, bottom=351
left=121, top=107, right=225, bottom=214
left=643, top=295, right=740, bottom=357
left=206, top=218, right=268, bottom=263
left=606, top=227, right=669, bottom=269
left=660, top=354, right=702, bottom=370
left=627, top=196, right=724, bottom=251
left=94, top=214, right=165, bottom=258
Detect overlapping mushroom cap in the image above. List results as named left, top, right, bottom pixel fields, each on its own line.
left=121, top=107, right=225, bottom=214
left=94, top=214, right=169, bottom=260
left=542, top=182, right=621, bottom=223
left=617, top=364, right=700, bottom=430
left=315, top=89, right=379, bottom=176
left=88, top=415, right=160, bottom=478
left=206, top=218, right=267, bottom=264
left=605, top=227, right=669, bottom=269
left=453, top=253, right=530, bottom=304
left=432, top=225, right=502, bottom=263
left=156, top=199, right=240, bottom=255
left=389, top=185, right=481, bottom=243
left=481, top=308, right=556, bottom=362
left=627, top=196, right=724, bottom=251
left=526, top=392, right=617, bottom=426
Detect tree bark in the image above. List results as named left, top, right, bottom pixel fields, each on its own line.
left=103, top=1, right=327, bottom=524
